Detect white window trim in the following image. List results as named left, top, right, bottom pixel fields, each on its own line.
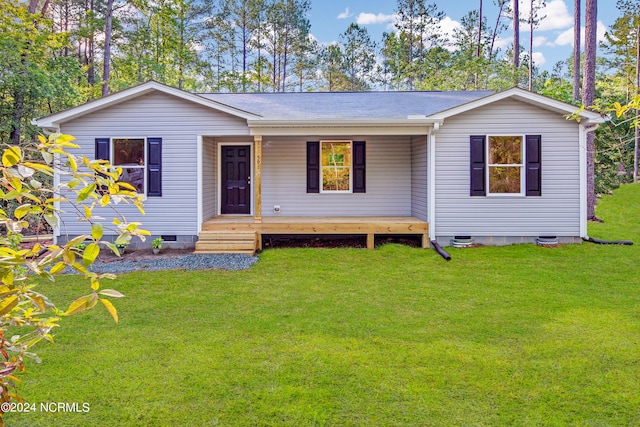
left=111, top=137, right=147, bottom=195
left=486, top=134, right=525, bottom=196
left=320, top=140, right=353, bottom=194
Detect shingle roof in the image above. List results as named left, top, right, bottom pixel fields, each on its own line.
left=199, top=91, right=494, bottom=121
left=34, top=81, right=603, bottom=129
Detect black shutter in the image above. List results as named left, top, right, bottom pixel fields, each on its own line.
left=94, top=138, right=111, bottom=194
left=95, top=138, right=110, bottom=161
left=353, top=141, right=366, bottom=193
left=526, top=135, right=542, bottom=196
left=307, top=141, right=320, bottom=193
left=147, top=137, right=162, bottom=197
left=470, top=135, right=486, bottom=196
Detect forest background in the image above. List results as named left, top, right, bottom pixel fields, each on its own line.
left=1, top=0, right=639, bottom=194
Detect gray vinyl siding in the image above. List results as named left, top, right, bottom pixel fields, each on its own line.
left=58, top=91, right=250, bottom=237
left=434, top=98, right=581, bottom=238
left=411, top=136, right=428, bottom=221
left=202, top=137, right=217, bottom=221
left=261, top=136, right=412, bottom=216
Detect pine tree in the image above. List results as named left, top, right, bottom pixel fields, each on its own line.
left=392, top=0, right=444, bottom=89
left=338, top=23, right=376, bottom=92
left=583, top=0, right=597, bottom=219
left=573, top=0, right=581, bottom=101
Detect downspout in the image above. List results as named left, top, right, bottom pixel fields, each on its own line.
left=579, top=122, right=600, bottom=239
left=428, top=122, right=441, bottom=242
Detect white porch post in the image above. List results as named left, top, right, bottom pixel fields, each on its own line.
left=197, top=135, right=203, bottom=233
left=428, top=123, right=439, bottom=242
left=254, top=135, right=262, bottom=223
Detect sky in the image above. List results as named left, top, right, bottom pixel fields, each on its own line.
left=307, top=0, right=617, bottom=71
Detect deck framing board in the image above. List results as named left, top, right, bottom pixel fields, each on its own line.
left=200, top=216, right=429, bottom=250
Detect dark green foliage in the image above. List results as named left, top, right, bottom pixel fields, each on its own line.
left=338, top=24, right=376, bottom=92
left=594, top=119, right=636, bottom=193
left=0, top=0, right=83, bottom=143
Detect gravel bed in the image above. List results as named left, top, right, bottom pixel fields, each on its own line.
left=65, top=253, right=259, bottom=275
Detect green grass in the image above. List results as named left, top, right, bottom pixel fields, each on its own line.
left=5, top=184, right=640, bottom=426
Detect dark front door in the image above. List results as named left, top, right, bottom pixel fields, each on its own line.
left=221, top=145, right=251, bottom=214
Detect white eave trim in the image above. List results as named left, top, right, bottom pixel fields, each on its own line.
left=426, top=87, right=605, bottom=123
left=33, top=81, right=262, bottom=128
left=247, top=119, right=438, bottom=136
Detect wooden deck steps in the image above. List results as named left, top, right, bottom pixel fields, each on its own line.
left=195, top=231, right=258, bottom=255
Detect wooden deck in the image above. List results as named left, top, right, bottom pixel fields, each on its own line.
left=196, top=216, right=429, bottom=254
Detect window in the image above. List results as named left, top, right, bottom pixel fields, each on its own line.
left=112, top=138, right=146, bottom=193
left=95, top=137, right=162, bottom=197
left=307, top=141, right=365, bottom=194
left=321, top=141, right=352, bottom=192
left=488, top=135, right=523, bottom=194
left=470, top=135, right=541, bottom=197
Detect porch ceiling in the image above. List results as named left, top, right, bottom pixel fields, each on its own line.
left=247, top=120, right=436, bottom=136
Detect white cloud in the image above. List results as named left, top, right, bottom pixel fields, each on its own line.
left=533, top=35, right=548, bottom=47
left=337, top=7, right=352, bottom=20
left=537, top=0, right=574, bottom=31
left=532, top=51, right=546, bottom=66
left=553, top=27, right=574, bottom=46
left=356, top=12, right=395, bottom=25
left=440, top=16, right=462, bottom=35
left=514, top=0, right=573, bottom=32
left=438, top=16, right=463, bottom=51
left=493, top=36, right=511, bottom=51
left=597, top=21, right=607, bottom=43
left=552, top=20, right=610, bottom=47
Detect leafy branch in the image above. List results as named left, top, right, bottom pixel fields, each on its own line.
left=0, top=133, right=148, bottom=422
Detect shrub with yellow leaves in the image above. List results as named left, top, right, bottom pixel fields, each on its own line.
left=0, top=133, right=149, bottom=420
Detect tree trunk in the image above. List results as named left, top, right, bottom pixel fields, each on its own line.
left=272, top=27, right=277, bottom=91
left=63, top=0, right=69, bottom=57
left=28, top=0, right=50, bottom=15
left=101, top=0, right=114, bottom=97
left=572, top=0, right=581, bottom=101
left=257, top=10, right=263, bottom=92
left=418, top=13, right=425, bottom=86
left=489, top=0, right=505, bottom=59
left=477, top=0, right=483, bottom=59
left=282, top=1, right=289, bottom=92
left=635, top=21, right=639, bottom=182
left=12, top=0, right=49, bottom=144
left=86, top=0, right=95, bottom=87
left=178, top=16, right=185, bottom=90
left=241, top=3, right=247, bottom=93
left=408, top=1, right=414, bottom=90
left=583, top=0, right=597, bottom=219
left=10, top=90, right=25, bottom=144
left=528, top=0, right=534, bottom=90
left=513, top=0, right=520, bottom=69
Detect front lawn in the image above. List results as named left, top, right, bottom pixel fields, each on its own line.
left=6, top=184, right=640, bottom=426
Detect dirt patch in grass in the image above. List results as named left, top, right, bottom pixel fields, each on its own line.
left=20, top=239, right=195, bottom=264
left=94, top=248, right=195, bottom=263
